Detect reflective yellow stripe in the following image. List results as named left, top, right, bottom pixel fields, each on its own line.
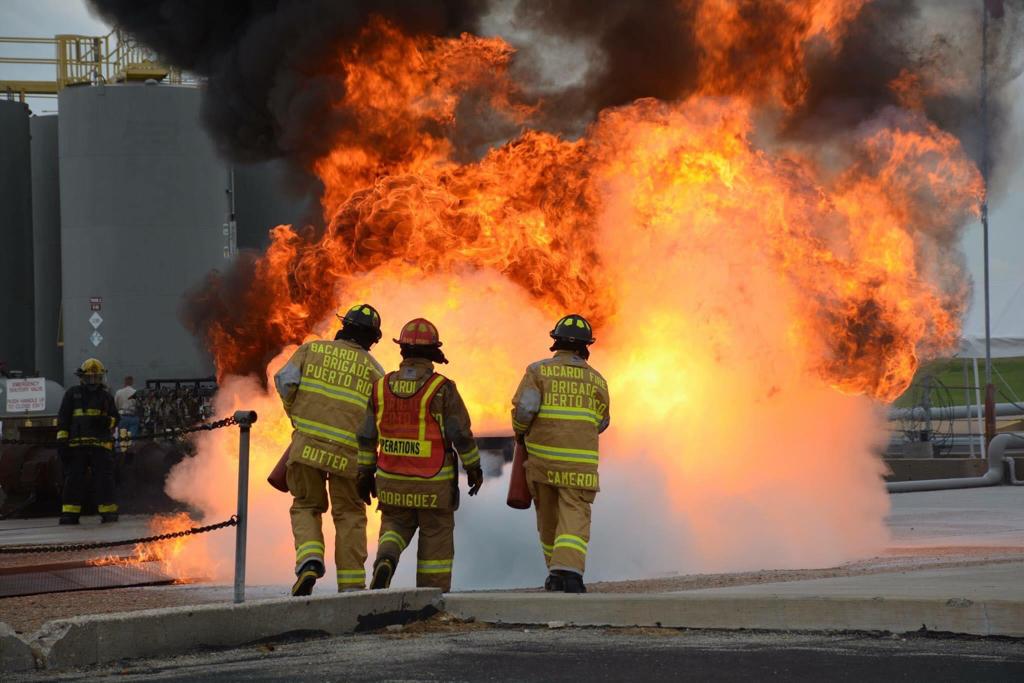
left=417, top=558, right=453, bottom=574
left=298, top=377, right=368, bottom=409
left=72, top=408, right=104, bottom=416
left=97, top=503, right=118, bottom=513
left=525, top=441, right=599, bottom=464
left=537, top=405, right=600, bottom=425
left=336, top=569, right=366, bottom=585
left=296, top=541, right=325, bottom=562
left=379, top=530, right=408, bottom=551
left=292, top=416, right=357, bottom=447
left=61, top=504, right=81, bottom=513
left=418, top=375, right=446, bottom=441
left=512, top=418, right=530, bottom=432
left=540, top=542, right=553, bottom=557
left=553, top=534, right=588, bottom=554
left=56, top=430, right=69, bottom=440
left=68, top=437, right=114, bottom=449
left=376, top=465, right=455, bottom=482
left=357, top=449, right=376, bottom=466
left=460, top=446, right=480, bottom=467
left=374, top=377, right=386, bottom=436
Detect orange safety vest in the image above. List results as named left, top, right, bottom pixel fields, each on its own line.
left=375, top=372, right=447, bottom=478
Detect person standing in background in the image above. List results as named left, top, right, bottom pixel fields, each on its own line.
left=114, top=376, right=139, bottom=450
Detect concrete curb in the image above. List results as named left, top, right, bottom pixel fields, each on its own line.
left=443, top=593, right=1024, bottom=638
left=18, top=588, right=440, bottom=671
left=1, top=622, right=35, bottom=672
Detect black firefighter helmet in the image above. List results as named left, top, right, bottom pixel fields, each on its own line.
left=549, top=314, right=595, bottom=346
left=338, top=303, right=383, bottom=345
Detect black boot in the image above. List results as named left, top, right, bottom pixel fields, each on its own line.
left=543, top=572, right=565, bottom=592
left=101, top=512, right=119, bottom=524
left=291, top=559, right=325, bottom=597
left=561, top=571, right=587, bottom=594
left=58, top=514, right=80, bottom=526
left=370, top=557, right=395, bottom=590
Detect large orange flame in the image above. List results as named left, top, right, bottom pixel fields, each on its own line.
left=167, top=7, right=982, bottom=586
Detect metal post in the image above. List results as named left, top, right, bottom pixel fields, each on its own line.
left=233, top=410, right=257, bottom=604
left=973, top=357, right=986, bottom=459
left=980, top=1, right=992, bottom=388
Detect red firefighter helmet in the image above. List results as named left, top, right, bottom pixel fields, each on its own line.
left=394, top=318, right=442, bottom=347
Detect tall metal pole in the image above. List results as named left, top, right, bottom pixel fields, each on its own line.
left=233, top=410, right=257, bottom=604
left=981, top=1, right=992, bottom=387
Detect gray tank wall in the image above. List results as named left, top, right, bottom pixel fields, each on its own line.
left=233, top=160, right=318, bottom=251
left=30, top=115, right=63, bottom=382
left=0, top=100, right=35, bottom=374
left=58, top=83, right=230, bottom=387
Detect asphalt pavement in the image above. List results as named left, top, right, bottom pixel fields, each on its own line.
left=11, top=625, right=1023, bottom=683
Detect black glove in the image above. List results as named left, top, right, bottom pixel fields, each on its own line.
left=357, top=469, right=376, bottom=505
left=466, top=466, right=483, bottom=496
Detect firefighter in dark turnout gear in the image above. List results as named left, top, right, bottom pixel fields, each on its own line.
left=358, top=318, right=483, bottom=592
left=56, top=358, right=120, bottom=524
left=511, top=315, right=610, bottom=594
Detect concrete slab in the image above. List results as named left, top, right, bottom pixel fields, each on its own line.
left=446, top=563, right=1024, bottom=637
left=0, top=621, right=35, bottom=672
left=28, top=587, right=440, bottom=670
left=886, top=487, right=1024, bottom=548
left=690, top=563, right=1022, bottom=601
left=445, top=591, right=1023, bottom=638
left=0, top=515, right=156, bottom=548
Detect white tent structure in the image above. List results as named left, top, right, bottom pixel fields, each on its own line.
left=958, top=278, right=1024, bottom=360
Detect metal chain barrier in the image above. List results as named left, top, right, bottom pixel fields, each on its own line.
left=0, top=415, right=238, bottom=447
left=0, top=515, right=238, bottom=554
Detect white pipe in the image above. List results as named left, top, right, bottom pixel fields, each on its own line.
left=886, top=433, right=1018, bottom=493
left=888, top=402, right=1023, bottom=420
left=1005, top=454, right=1024, bottom=485
left=974, top=357, right=985, bottom=458
left=964, top=359, right=975, bottom=459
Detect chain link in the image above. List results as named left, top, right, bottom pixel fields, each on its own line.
left=0, top=415, right=239, bottom=448
left=0, top=516, right=238, bottom=554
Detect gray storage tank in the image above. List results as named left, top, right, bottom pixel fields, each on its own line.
left=30, top=115, right=63, bottom=382
left=0, top=100, right=35, bottom=374
left=58, top=83, right=232, bottom=387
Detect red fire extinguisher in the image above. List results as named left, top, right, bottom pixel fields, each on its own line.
left=267, top=447, right=290, bottom=492
left=506, top=437, right=532, bottom=509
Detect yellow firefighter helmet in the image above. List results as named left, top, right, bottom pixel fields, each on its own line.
left=76, top=358, right=107, bottom=384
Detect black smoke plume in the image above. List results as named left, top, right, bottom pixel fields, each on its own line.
left=88, top=0, right=486, bottom=166
left=90, top=0, right=1022, bottom=173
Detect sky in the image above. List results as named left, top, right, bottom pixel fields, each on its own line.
left=1, top=0, right=1020, bottom=346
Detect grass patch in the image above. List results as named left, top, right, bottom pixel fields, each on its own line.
left=893, top=357, right=1024, bottom=408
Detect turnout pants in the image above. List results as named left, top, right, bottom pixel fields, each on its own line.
left=287, top=461, right=367, bottom=591
left=527, top=479, right=595, bottom=575
left=61, top=447, right=117, bottom=515
left=375, top=506, right=455, bottom=592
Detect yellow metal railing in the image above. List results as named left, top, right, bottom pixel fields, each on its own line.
left=0, top=28, right=196, bottom=102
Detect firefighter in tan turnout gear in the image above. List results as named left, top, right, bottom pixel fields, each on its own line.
left=511, top=314, right=610, bottom=593
left=274, top=304, right=385, bottom=595
left=358, top=318, right=483, bottom=593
